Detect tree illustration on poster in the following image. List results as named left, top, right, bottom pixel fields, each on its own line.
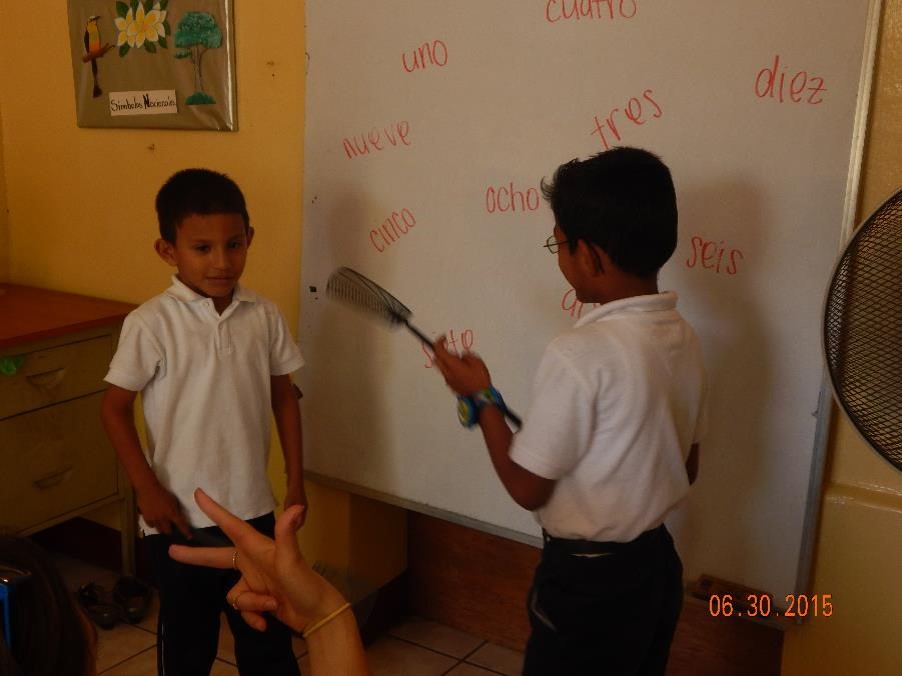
left=174, top=12, right=222, bottom=105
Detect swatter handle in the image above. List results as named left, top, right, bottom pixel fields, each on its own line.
left=403, top=320, right=435, bottom=348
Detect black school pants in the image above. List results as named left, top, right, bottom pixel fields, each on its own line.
left=147, top=513, right=300, bottom=676
left=523, top=524, right=683, bottom=676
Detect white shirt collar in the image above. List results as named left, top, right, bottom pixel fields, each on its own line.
left=574, top=291, right=678, bottom=328
left=164, top=275, right=257, bottom=304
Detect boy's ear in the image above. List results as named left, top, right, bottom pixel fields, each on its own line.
left=576, top=240, right=605, bottom=276
left=154, top=238, right=177, bottom=267
left=246, top=226, right=255, bottom=248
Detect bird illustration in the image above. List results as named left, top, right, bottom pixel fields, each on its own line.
left=82, top=16, right=113, bottom=98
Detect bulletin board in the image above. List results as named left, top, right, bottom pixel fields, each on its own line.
left=299, top=0, right=881, bottom=603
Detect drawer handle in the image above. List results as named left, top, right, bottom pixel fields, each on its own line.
left=26, top=368, right=67, bottom=389
left=33, top=466, right=74, bottom=489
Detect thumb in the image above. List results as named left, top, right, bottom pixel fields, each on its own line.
left=274, top=505, right=305, bottom=565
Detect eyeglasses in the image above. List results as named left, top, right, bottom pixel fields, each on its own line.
left=543, top=234, right=567, bottom=254
left=0, top=564, right=31, bottom=647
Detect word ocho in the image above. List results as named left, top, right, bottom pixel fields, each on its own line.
left=755, top=55, right=826, bottom=105
left=485, top=182, right=541, bottom=214
left=545, top=0, right=638, bottom=23
left=591, top=89, right=662, bottom=150
left=370, top=209, right=417, bottom=253
left=343, top=121, right=411, bottom=159
left=685, top=236, right=743, bottom=276
left=422, top=329, right=474, bottom=368
left=403, top=39, right=448, bottom=73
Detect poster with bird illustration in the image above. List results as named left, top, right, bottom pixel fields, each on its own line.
left=68, top=0, right=236, bottom=130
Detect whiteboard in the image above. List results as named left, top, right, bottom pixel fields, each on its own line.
left=299, top=0, right=878, bottom=600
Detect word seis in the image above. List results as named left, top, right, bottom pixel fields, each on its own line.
left=422, top=329, right=475, bottom=368
left=754, top=55, right=826, bottom=105
left=402, top=39, right=448, bottom=73
left=546, top=0, right=638, bottom=23
left=591, top=88, right=662, bottom=150
left=343, top=121, right=411, bottom=159
left=485, top=182, right=541, bottom=214
left=370, top=208, right=417, bottom=253
left=561, top=288, right=600, bottom=319
left=685, top=236, right=744, bottom=275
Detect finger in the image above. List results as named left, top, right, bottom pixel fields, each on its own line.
left=241, top=610, right=269, bottom=632
left=193, top=488, right=262, bottom=550
left=174, top=512, right=193, bottom=540
left=432, top=336, right=450, bottom=360
left=168, top=543, right=236, bottom=569
left=228, top=589, right=278, bottom=614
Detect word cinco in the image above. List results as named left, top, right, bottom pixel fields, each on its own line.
left=370, top=209, right=417, bottom=253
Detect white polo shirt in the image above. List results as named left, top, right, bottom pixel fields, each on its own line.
left=509, top=292, right=707, bottom=542
left=105, top=276, right=305, bottom=533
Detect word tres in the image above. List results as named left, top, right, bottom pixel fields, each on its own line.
left=402, top=39, right=448, bottom=73
left=485, top=182, right=541, bottom=214
left=370, top=208, right=417, bottom=253
left=685, top=236, right=744, bottom=275
left=755, top=55, right=826, bottom=105
left=546, top=0, right=638, bottom=23
left=422, top=329, right=474, bottom=368
left=591, top=89, right=662, bottom=150
left=343, top=121, right=411, bottom=159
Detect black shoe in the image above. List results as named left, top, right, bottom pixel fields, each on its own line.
left=112, top=575, right=153, bottom=624
left=77, top=582, right=121, bottom=629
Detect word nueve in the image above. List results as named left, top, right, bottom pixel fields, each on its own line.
left=755, top=55, right=826, bottom=105
left=485, top=183, right=541, bottom=214
left=561, top=288, right=599, bottom=320
left=685, top=236, right=743, bottom=275
left=422, top=329, right=474, bottom=368
left=343, top=121, right=411, bottom=159
left=403, top=39, right=448, bottom=73
left=592, top=89, right=662, bottom=150
left=546, top=0, right=638, bottom=23
left=370, top=209, right=417, bottom=253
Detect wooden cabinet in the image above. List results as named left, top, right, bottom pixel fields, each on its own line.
left=0, top=284, right=136, bottom=572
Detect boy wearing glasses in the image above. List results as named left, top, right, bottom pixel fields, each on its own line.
left=432, top=147, right=707, bottom=675
left=101, top=169, right=304, bottom=676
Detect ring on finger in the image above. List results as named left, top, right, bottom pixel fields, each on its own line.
left=232, top=549, right=239, bottom=570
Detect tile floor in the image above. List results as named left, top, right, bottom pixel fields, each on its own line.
left=56, top=555, right=524, bottom=675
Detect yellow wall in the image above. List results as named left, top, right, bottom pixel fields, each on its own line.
left=0, top=1, right=405, bottom=593
left=782, top=1, right=902, bottom=673
left=0, top=101, right=8, bottom=282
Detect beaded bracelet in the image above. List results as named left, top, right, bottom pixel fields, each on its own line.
left=302, top=601, right=352, bottom=638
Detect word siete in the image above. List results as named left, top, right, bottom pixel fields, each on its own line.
left=485, top=182, right=541, bottom=214
left=755, top=55, right=826, bottom=105
left=422, top=329, right=475, bottom=368
left=370, top=208, right=417, bottom=253
left=685, top=236, right=744, bottom=275
left=591, top=88, right=662, bottom=150
left=402, top=39, right=448, bottom=73
left=546, top=0, right=638, bottom=23
left=561, top=288, right=600, bottom=320
left=343, top=121, right=411, bottom=159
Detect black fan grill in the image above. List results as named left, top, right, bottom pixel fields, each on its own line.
left=823, top=187, right=902, bottom=471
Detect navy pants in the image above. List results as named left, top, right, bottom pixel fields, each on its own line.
left=147, top=513, right=300, bottom=676
left=523, top=525, right=683, bottom=676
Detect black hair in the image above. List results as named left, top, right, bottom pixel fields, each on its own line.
left=0, top=536, right=91, bottom=676
left=541, top=147, right=677, bottom=278
left=155, top=168, right=250, bottom=243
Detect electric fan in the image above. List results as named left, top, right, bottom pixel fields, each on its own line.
left=823, top=186, right=902, bottom=471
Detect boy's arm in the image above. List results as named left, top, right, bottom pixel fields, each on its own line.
left=686, top=443, right=700, bottom=485
left=100, top=384, right=191, bottom=538
left=432, top=338, right=556, bottom=512
left=271, top=374, right=307, bottom=521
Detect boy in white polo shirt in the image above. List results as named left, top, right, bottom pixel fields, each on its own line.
left=101, top=169, right=304, bottom=676
left=433, top=147, right=707, bottom=675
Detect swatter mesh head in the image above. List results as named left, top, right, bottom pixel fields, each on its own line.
left=824, top=188, right=902, bottom=471
left=326, top=267, right=412, bottom=326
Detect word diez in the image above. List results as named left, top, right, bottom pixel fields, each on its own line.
left=485, top=182, right=541, bottom=214
left=545, top=0, right=638, bottom=23
left=755, top=55, right=826, bottom=105
left=591, top=88, right=662, bottom=150
left=402, top=39, right=448, bottom=73
left=561, top=288, right=600, bottom=319
left=342, top=121, right=411, bottom=159
left=685, top=236, right=744, bottom=275
left=370, top=208, right=417, bottom=253
left=422, top=329, right=475, bottom=368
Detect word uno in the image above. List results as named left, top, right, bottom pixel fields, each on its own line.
left=485, top=183, right=541, bottom=214
left=562, top=288, right=600, bottom=319
left=546, top=0, right=638, bottom=23
left=370, top=209, right=417, bottom=253
left=755, top=55, right=826, bottom=105
left=343, top=121, right=411, bottom=159
left=685, top=236, right=744, bottom=275
left=591, top=89, right=662, bottom=150
left=402, top=39, right=448, bottom=73
left=422, top=329, right=474, bottom=368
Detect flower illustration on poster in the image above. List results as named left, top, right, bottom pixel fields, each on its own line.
left=114, top=1, right=170, bottom=56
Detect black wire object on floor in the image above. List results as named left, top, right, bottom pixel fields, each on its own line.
left=326, top=266, right=523, bottom=428
left=823, top=186, right=902, bottom=471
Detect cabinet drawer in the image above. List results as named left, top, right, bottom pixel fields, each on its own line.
left=0, top=336, right=111, bottom=419
left=0, top=393, right=119, bottom=531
